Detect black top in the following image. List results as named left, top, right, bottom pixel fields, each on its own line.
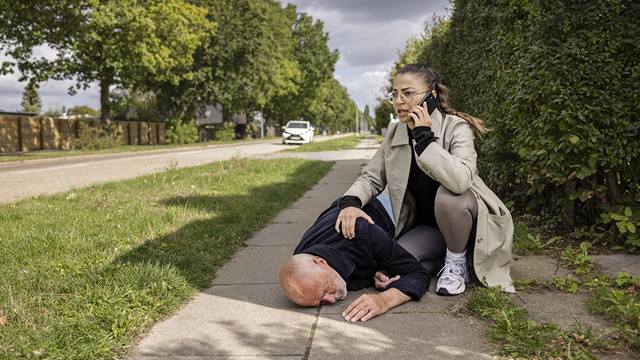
left=294, top=198, right=430, bottom=300
left=407, top=126, right=440, bottom=226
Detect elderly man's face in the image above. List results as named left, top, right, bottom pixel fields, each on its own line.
left=308, top=261, right=348, bottom=306
left=280, top=255, right=348, bottom=307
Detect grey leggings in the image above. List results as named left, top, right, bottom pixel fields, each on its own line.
left=397, top=186, right=478, bottom=274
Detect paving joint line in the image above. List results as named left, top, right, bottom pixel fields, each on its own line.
left=302, top=307, right=321, bottom=360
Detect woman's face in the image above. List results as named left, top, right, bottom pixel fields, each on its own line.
left=391, top=73, right=430, bottom=123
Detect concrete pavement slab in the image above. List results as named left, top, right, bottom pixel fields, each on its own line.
left=133, top=284, right=316, bottom=358
left=213, top=246, right=292, bottom=285
left=591, top=254, right=640, bottom=277
left=245, top=222, right=312, bottom=247
left=133, top=356, right=302, bottom=360
left=320, top=288, right=466, bottom=316
left=303, top=183, right=351, bottom=199
left=308, top=313, right=490, bottom=360
left=511, top=255, right=570, bottom=281
left=513, top=290, right=614, bottom=332
left=272, top=206, right=326, bottom=223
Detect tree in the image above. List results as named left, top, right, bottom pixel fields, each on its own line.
left=361, top=105, right=373, bottom=132
left=373, top=96, right=395, bottom=134
left=110, top=89, right=165, bottom=122
left=20, top=80, right=41, bottom=113
left=154, top=0, right=301, bottom=120
left=67, top=105, right=99, bottom=117
left=307, top=78, right=358, bottom=134
left=1, top=0, right=213, bottom=124
left=263, top=9, right=339, bottom=127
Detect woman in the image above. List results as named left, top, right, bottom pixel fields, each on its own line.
left=335, top=64, right=514, bottom=295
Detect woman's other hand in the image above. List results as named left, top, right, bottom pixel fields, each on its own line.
left=335, top=206, right=374, bottom=239
left=408, top=101, right=433, bottom=128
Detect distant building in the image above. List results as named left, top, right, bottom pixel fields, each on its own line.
left=195, top=104, right=223, bottom=125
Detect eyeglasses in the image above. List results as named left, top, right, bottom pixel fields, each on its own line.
left=386, top=90, right=428, bottom=104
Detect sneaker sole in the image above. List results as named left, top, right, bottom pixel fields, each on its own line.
left=436, top=286, right=465, bottom=296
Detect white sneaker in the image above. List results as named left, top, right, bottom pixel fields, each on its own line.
left=436, top=260, right=469, bottom=296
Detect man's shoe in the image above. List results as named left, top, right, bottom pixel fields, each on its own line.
left=436, top=260, right=469, bottom=296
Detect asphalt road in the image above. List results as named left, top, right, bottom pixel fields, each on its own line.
left=0, top=134, right=350, bottom=204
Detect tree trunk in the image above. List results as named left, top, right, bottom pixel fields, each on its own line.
left=100, top=79, right=111, bottom=126
left=562, top=180, right=576, bottom=229
left=605, top=170, right=619, bottom=206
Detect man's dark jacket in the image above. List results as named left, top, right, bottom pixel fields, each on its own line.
left=294, top=198, right=430, bottom=300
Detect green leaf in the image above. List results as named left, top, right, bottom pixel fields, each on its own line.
left=617, top=222, right=627, bottom=234
left=568, top=134, right=580, bottom=144
left=627, top=222, right=636, bottom=234
left=611, top=214, right=628, bottom=221
left=624, top=207, right=632, bottom=217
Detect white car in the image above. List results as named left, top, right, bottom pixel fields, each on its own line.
left=281, top=121, right=314, bottom=145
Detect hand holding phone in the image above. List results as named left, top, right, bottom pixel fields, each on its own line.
left=409, top=91, right=438, bottom=127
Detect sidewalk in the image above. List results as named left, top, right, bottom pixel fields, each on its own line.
left=130, top=152, right=492, bottom=360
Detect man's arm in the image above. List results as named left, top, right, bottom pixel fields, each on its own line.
left=367, top=223, right=431, bottom=300
left=341, top=288, right=410, bottom=322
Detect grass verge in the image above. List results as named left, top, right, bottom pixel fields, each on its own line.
left=465, top=287, right=614, bottom=359
left=0, top=158, right=332, bottom=359
left=282, top=135, right=362, bottom=152
left=0, top=137, right=275, bottom=163
left=496, top=239, right=639, bottom=357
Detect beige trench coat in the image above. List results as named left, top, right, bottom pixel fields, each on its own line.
left=344, top=109, right=515, bottom=292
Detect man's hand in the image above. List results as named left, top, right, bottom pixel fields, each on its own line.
left=341, top=288, right=411, bottom=322
left=374, top=271, right=400, bottom=290
left=335, top=206, right=374, bottom=240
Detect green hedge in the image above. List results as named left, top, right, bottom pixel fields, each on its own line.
left=417, top=0, right=640, bottom=226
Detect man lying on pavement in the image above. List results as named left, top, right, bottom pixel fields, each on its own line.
left=278, top=197, right=431, bottom=322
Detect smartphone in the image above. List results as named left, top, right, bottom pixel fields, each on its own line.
left=417, top=91, right=439, bottom=115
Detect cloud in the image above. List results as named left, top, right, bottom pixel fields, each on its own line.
left=0, top=67, right=99, bottom=112
left=0, top=51, right=99, bottom=112
left=289, top=0, right=449, bottom=22
left=286, top=0, right=450, bottom=109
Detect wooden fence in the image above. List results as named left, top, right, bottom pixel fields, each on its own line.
left=0, top=115, right=165, bottom=153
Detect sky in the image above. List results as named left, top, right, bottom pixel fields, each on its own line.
left=0, top=0, right=450, bottom=113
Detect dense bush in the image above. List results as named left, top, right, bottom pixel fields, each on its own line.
left=75, top=123, right=123, bottom=150
left=415, top=0, right=640, bottom=227
left=164, top=118, right=198, bottom=144
left=211, top=122, right=236, bottom=141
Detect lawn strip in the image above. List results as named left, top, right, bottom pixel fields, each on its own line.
left=282, top=135, right=363, bottom=152
left=0, top=157, right=332, bottom=359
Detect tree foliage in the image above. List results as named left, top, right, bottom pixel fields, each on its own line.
left=306, top=78, right=358, bottom=134
left=20, top=79, right=41, bottom=113
left=67, top=105, right=99, bottom=117
left=373, top=96, right=394, bottom=133
left=1, top=0, right=213, bottom=123
left=1, top=0, right=358, bottom=133
left=263, top=10, right=339, bottom=127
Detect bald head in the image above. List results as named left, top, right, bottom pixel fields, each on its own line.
left=279, top=254, right=347, bottom=307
